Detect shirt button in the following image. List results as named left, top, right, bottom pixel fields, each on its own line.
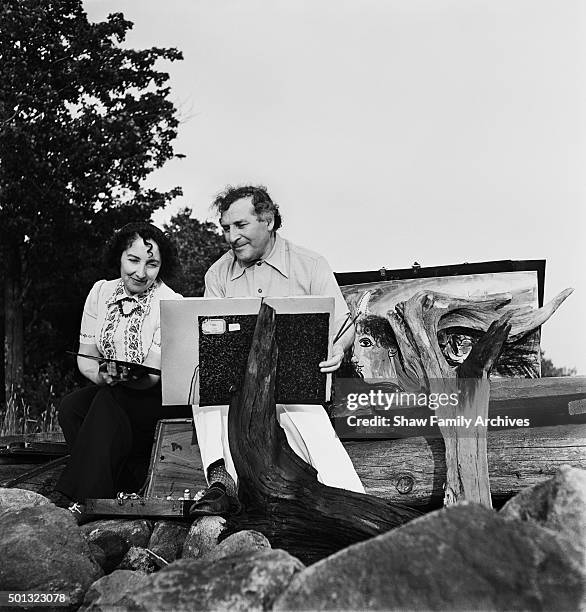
left=256, top=261, right=262, bottom=266
left=257, top=288, right=262, bottom=294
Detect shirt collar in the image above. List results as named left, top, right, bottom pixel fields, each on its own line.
left=106, top=279, right=157, bottom=306
left=229, top=233, right=289, bottom=281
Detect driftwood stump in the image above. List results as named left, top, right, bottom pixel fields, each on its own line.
left=226, top=302, right=421, bottom=565
left=384, top=288, right=572, bottom=507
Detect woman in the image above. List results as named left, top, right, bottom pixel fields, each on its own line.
left=55, top=222, right=191, bottom=513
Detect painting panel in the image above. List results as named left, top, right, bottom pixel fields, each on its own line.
left=340, top=269, right=541, bottom=380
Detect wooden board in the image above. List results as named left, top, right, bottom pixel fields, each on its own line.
left=85, top=497, right=192, bottom=518
left=333, top=376, right=586, bottom=438
left=346, top=423, right=586, bottom=510
left=0, top=461, right=66, bottom=495
left=0, top=434, right=67, bottom=463
left=144, top=419, right=207, bottom=499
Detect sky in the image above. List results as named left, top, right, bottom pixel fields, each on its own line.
left=84, top=0, right=585, bottom=374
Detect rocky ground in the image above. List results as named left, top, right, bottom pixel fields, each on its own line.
left=0, top=466, right=584, bottom=611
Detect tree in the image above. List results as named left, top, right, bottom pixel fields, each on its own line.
left=540, top=350, right=577, bottom=377
left=0, top=0, right=183, bottom=404
left=164, top=208, right=227, bottom=297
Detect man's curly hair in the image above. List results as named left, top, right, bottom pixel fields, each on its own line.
left=212, top=185, right=282, bottom=231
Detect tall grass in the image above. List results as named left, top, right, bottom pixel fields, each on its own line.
left=0, top=386, right=61, bottom=438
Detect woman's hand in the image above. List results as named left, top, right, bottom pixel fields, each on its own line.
left=97, top=361, right=147, bottom=386
left=97, top=361, right=119, bottom=386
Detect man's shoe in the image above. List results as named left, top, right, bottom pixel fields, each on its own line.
left=188, top=485, right=233, bottom=517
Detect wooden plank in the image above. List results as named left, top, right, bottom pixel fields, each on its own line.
left=0, top=432, right=65, bottom=444
left=0, top=456, right=69, bottom=487
left=0, top=434, right=67, bottom=459
left=85, top=498, right=192, bottom=518
left=345, top=423, right=586, bottom=510
left=333, top=377, right=586, bottom=438
left=489, top=376, right=586, bottom=399
left=0, top=442, right=67, bottom=457
left=0, top=461, right=66, bottom=495
left=145, top=419, right=207, bottom=499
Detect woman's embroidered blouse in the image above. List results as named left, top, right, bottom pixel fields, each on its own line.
left=79, top=279, right=182, bottom=367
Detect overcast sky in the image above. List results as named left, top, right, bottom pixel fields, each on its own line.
left=85, top=0, right=585, bottom=374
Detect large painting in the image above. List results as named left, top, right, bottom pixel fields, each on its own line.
left=338, top=262, right=544, bottom=381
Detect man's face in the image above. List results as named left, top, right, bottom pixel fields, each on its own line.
left=220, top=197, right=274, bottom=264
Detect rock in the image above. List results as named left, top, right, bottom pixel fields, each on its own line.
left=200, top=529, right=271, bottom=563
left=108, top=548, right=304, bottom=611
left=116, top=547, right=158, bottom=573
left=80, top=519, right=153, bottom=573
left=500, top=465, right=586, bottom=548
left=80, top=569, right=150, bottom=610
left=0, top=487, right=52, bottom=512
left=148, top=520, right=190, bottom=563
left=274, top=503, right=585, bottom=611
left=88, top=543, right=107, bottom=571
left=182, top=515, right=226, bottom=559
left=0, top=505, right=103, bottom=608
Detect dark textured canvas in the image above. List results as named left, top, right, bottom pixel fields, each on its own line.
left=198, top=313, right=330, bottom=405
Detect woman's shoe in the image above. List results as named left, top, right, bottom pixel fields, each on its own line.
left=67, top=502, right=92, bottom=526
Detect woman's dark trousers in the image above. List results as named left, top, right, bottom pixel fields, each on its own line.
left=56, top=383, right=191, bottom=501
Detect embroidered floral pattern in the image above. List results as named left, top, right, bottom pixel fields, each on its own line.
left=99, top=280, right=159, bottom=363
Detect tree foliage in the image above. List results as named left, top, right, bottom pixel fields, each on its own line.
left=164, top=208, right=227, bottom=297
left=540, top=350, right=577, bottom=377
left=0, top=0, right=183, bottom=405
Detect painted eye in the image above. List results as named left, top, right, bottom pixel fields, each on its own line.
left=359, top=337, right=373, bottom=348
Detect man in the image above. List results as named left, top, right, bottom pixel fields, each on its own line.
left=190, top=185, right=364, bottom=516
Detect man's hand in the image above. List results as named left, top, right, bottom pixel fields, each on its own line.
left=319, top=346, right=345, bottom=373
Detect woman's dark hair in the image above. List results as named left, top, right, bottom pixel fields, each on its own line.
left=104, top=222, right=180, bottom=284
left=357, top=315, right=397, bottom=350
left=212, top=185, right=282, bottom=231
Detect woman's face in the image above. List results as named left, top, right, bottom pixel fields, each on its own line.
left=120, top=236, right=161, bottom=295
left=353, top=332, right=397, bottom=380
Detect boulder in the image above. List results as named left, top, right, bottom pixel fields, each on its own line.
left=274, top=503, right=585, bottom=611
left=107, top=548, right=303, bottom=611
left=182, top=514, right=226, bottom=559
left=116, top=546, right=158, bottom=573
left=0, top=505, right=102, bottom=608
left=199, top=529, right=271, bottom=563
left=0, top=487, right=52, bottom=512
left=88, top=543, right=108, bottom=571
left=147, top=520, right=190, bottom=563
left=81, top=570, right=150, bottom=610
left=500, top=465, right=586, bottom=549
left=80, top=519, right=153, bottom=573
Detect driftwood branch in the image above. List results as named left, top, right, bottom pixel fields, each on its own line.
left=437, top=315, right=511, bottom=506
left=384, top=288, right=571, bottom=507
left=226, top=302, right=420, bottom=565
